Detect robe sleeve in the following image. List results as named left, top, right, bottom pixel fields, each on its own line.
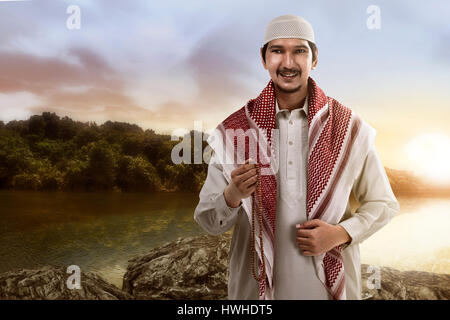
left=194, top=150, right=243, bottom=235
left=337, top=144, right=400, bottom=246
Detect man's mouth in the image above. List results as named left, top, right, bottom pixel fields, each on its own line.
left=279, top=71, right=299, bottom=79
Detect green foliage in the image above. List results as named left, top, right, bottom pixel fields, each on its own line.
left=164, top=163, right=207, bottom=192
left=116, top=155, right=161, bottom=192
left=74, top=125, right=100, bottom=148
left=75, top=139, right=118, bottom=191
left=11, top=173, right=41, bottom=190
left=63, top=159, right=89, bottom=191
left=0, top=113, right=208, bottom=192
left=0, top=132, right=34, bottom=188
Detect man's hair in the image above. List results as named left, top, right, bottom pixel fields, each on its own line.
left=261, top=40, right=317, bottom=65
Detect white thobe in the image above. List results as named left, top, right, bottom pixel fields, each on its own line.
left=272, top=96, right=330, bottom=299
left=194, top=95, right=400, bottom=300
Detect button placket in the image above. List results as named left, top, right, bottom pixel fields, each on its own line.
left=287, top=112, right=295, bottom=181
left=278, top=113, right=288, bottom=184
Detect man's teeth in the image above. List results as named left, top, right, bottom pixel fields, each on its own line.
left=281, top=73, right=297, bottom=76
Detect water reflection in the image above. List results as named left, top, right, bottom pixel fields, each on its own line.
left=360, top=197, right=450, bottom=274
left=0, top=190, right=205, bottom=288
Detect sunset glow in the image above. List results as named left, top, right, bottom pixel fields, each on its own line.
left=404, top=133, right=450, bottom=185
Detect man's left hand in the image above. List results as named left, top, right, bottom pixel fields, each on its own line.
left=295, top=219, right=351, bottom=256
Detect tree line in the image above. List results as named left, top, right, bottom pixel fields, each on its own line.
left=0, top=112, right=208, bottom=193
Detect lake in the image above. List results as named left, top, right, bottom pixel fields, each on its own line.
left=0, top=190, right=448, bottom=289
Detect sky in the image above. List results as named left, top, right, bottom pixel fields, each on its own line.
left=0, top=0, right=449, bottom=182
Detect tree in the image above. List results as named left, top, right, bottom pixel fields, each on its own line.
left=83, top=139, right=118, bottom=191
left=74, top=125, right=100, bottom=148
left=28, top=115, right=45, bottom=138
left=0, top=132, right=34, bottom=188
left=116, top=155, right=161, bottom=192
left=0, top=113, right=208, bottom=193
left=59, top=116, right=80, bottom=141
left=122, top=133, right=144, bottom=157
left=42, top=112, right=60, bottom=139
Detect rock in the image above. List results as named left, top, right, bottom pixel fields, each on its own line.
left=123, top=233, right=450, bottom=300
left=0, top=265, right=132, bottom=300
left=361, top=265, right=450, bottom=300
left=122, top=234, right=230, bottom=299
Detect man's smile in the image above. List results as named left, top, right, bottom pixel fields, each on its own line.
left=278, top=70, right=300, bottom=81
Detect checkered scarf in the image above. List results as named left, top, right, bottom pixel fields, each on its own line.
left=209, top=77, right=375, bottom=300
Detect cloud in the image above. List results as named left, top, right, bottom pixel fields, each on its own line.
left=185, top=19, right=264, bottom=102
left=146, top=20, right=264, bottom=131
left=0, top=47, right=125, bottom=94
left=0, top=46, right=151, bottom=127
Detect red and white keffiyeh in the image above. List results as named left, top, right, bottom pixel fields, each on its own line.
left=207, top=77, right=376, bottom=300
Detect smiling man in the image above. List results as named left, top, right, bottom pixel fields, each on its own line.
left=194, top=14, right=399, bottom=300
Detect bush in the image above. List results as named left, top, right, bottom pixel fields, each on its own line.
left=116, top=155, right=161, bottom=192
left=63, top=159, right=89, bottom=191
left=11, top=173, right=41, bottom=190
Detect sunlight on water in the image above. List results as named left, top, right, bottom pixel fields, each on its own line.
left=360, top=197, right=450, bottom=274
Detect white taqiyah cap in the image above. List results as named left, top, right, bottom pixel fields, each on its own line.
left=263, top=14, right=315, bottom=46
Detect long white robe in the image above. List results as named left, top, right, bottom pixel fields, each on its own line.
left=194, top=96, right=400, bottom=300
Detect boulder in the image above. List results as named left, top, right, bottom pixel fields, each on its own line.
left=123, top=234, right=229, bottom=299
left=0, top=265, right=132, bottom=300
left=361, top=265, right=450, bottom=300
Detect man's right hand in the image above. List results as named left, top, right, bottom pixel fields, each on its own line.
left=223, top=159, right=258, bottom=208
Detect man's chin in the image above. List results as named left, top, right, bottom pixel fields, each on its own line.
left=275, top=82, right=302, bottom=94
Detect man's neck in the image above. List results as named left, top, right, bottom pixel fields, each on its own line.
left=275, top=83, right=308, bottom=112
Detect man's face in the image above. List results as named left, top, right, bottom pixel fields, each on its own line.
left=261, top=38, right=317, bottom=94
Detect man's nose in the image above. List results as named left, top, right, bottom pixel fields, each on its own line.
left=282, top=52, right=294, bottom=68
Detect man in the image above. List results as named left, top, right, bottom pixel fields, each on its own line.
left=194, top=14, right=399, bottom=300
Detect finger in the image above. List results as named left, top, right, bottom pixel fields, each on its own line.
left=297, top=229, right=313, bottom=238
left=233, top=161, right=249, bottom=175
left=242, top=173, right=258, bottom=187
left=238, top=168, right=257, bottom=182
left=244, top=185, right=257, bottom=197
left=297, top=244, right=311, bottom=250
left=296, top=239, right=311, bottom=247
left=245, top=162, right=257, bottom=172
left=245, top=184, right=257, bottom=194
left=299, top=219, right=321, bottom=229
left=296, top=236, right=311, bottom=244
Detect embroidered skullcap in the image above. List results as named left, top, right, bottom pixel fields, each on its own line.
left=263, top=14, right=315, bottom=46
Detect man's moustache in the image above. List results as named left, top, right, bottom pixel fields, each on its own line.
left=278, top=70, right=302, bottom=75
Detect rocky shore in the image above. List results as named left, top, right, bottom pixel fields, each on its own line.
left=0, top=265, right=132, bottom=300
left=1, top=234, right=449, bottom=300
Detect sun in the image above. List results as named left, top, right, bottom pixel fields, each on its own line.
left=404, top=133, right=450, bottom=185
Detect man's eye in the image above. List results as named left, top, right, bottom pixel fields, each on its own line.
left=271, top=50, right=282, bottom=53
left=296, top=49, right=306, bottom=53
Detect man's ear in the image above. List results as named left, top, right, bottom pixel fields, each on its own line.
left=312, top=47, right=318, bottom=69
left=260, top=47, right=267, bottom=70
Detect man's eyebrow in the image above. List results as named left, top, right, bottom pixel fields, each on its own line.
left=268, top=44, right=309, bottom=50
